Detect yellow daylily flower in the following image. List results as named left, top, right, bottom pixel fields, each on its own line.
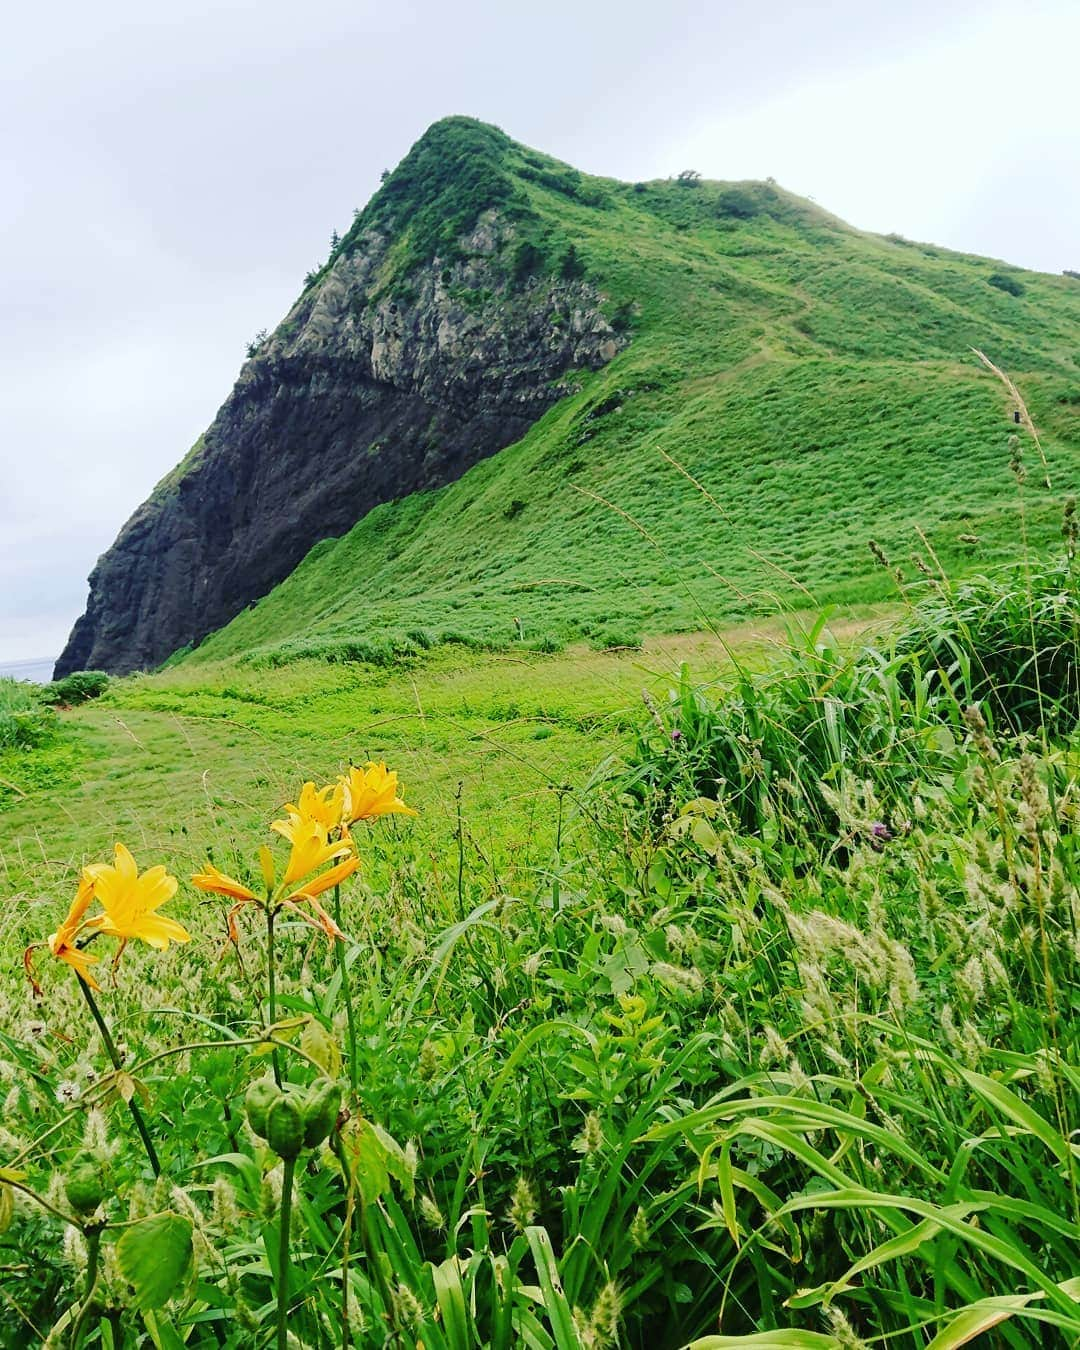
left=191, top=862, right=261, bottom=903
left=44, top=873, right=105, bottom=988
left=272, top=780, right=346, bottom=838
left=86, top=844, right=190, bottom=951
left=285, top=854, right=360, bottom=903
left=340, top=762, right=418, bottom=824
left=271, top=817, right=353, bottom=886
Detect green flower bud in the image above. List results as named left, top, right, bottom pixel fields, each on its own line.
left=244, top=1077, right=280, bottom=1139
left=265, top=1094, right=305, bottom=1160
left=302, top=1080, right=341, bottom=1148
left=65, top=1150, right=106, bottom=1216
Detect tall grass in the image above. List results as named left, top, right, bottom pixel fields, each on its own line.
left=2, top=377, right=1079, bottom=1343
left=0, top=677, right=55, bottom=752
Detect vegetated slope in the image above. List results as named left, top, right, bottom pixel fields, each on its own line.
left=65, top=117, right=1080, bottom=675
left=182, top=123, right=1080, bottom=669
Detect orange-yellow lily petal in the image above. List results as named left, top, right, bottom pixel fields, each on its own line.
left=340, top=762, right=418, bottom=823
left=282, top=896, right=346, bottom=943
left=285, top=854, right=360, bottom=903
left=272, top=780, right=345, bottom=837
left=88, top=844, right=190, bottom=951
left=45, top=873, right=105, bottom=988
left=271, top=817, right=352, bottom=886
left=192, top=862, right=261, bottom=903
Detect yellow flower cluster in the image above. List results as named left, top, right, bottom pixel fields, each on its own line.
left=35, top=845, right=190, bottom=990
left=192, top=761, right=416, bottom=943
left=32, top=762, right=416, bottom=988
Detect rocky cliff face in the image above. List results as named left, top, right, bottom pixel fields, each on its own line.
left=56, top=213, right=622, bottom=676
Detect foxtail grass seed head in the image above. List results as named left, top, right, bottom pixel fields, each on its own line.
left=589, top=1282, right=623, bottom=1348
left=823, top=1305, right=869, bottom=1348
left=629, top=1207, right=649, bottom=1250
left=962, top=704, right=998, bottom=762
left=417, top=1038, right=440, bottom=1082
left=508, top=1175, right=538, bottom=1233
left=418, top=1193, right=445, bottom=1232
left=868, top=539, right=890, bottom=569
left=82, top=1108, right=110, bottom=1154
left=212, top=1176, right=241, bottom=1233
left=62, top=1225, right=88, bottom=1274
left=391, top=1282, right=425, bottom=1331
left=760, top=1025, right=788, bottom=1067
left=574, top=1111, right=604, bottom=1155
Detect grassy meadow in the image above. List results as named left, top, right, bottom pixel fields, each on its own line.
left=2, top=540, right=1079, bottom=1347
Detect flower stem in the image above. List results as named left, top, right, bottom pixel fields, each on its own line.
left=266, top=907, right=281, bottom=1088
left=77, top=979, right=160, bottom=1176
left=333, top=885, right=358, bottom=1100
left=69, top=1224, right=102, bottom=1349
left=276, top=1155, right=296, bottom=1350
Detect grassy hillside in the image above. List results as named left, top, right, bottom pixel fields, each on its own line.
left=175, top=117, right=1080, bottom=669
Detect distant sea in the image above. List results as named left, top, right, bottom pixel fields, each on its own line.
left=0, top=657, right=55, bottom=685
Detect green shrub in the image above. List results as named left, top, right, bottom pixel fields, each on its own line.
left=988, top=271, right=1025, bottom=296
left=893, top=559, right=1080, bottom=733
left=510, top=239, right=547, bottom=284
left=526, top=633, right=564, bottom=654
left=40, top=670, right=109, bottom=706
left=0, top=678, right=56, bottom=750
left=558, top=244, right=586, bottom=280
left=589, top=627, right=642, bottom=652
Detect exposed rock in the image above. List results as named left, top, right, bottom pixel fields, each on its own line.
left=56, top=214, right=624, bottom=676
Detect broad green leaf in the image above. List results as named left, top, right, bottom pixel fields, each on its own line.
left=925, top=1275, right=1080, bottom=1349
left=340, top=1117, right=389, bottom=1204
left=300, top=1016, right=341, bottom=1077
left=786, top=1217, right=942, bottom=1306
left=524, top=1227, right=578, bottom=1350
left=433, top=1256, right=472, bottom=1350
left=688, top=1334, right=837, bottom=1348
left=116, top=1212, right=194, bottom=1309
left=958, top=1067, right=1073, bottom=1163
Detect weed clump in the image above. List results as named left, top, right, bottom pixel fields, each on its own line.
left=40, top=671, right=109, bottom=706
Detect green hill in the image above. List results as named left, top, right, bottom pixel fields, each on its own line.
left=180, top=117, right=1080, bottom=669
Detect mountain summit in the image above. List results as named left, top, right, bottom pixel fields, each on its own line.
left=57, top=117, right=1080, bottom=676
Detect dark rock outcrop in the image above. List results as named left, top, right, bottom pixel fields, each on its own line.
left=56, top=214, right=622, bottom=676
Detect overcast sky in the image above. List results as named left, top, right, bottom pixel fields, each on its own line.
left=3, top=0, right=1077, bottom=664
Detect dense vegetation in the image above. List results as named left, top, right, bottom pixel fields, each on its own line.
left=1, top=535, right=1078, bottom=1347
left=2, top=119, right=1079, bottom=1348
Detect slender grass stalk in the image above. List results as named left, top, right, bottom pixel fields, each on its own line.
left=359, top=1193, right=398, bottom=1340
left=77, top=980, right=160, bottom=1176
left=69, top=1224, right=102, bottom=1350
left=266, top=907, right=281, bottom=1088
left=340, top=1177, right=355, bottom=1350
left=276, top=1155, right=296, bottom=1350
left=332, top=884, right=358, bottom=1100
